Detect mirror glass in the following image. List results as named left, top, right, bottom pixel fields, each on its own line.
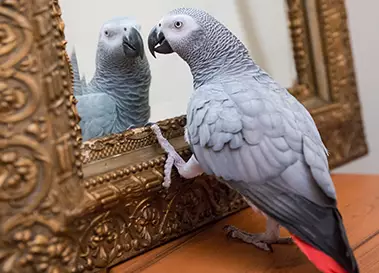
left=61, top=0, right=296, bottom=141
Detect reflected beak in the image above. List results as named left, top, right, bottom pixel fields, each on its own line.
left=147, top=25, right=173, bottom=58
left=123, top=27, right=144, bottom=59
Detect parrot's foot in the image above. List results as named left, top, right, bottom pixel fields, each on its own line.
left=150, top=124, right=184, bottom=163
left=223, top=225, right=293, bottom=252
left=150, top=124, right=203, bottom=189
left=151, top=124, right=185, bottom=189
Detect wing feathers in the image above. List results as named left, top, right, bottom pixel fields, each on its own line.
left=187, top=83, right=336, bottom=202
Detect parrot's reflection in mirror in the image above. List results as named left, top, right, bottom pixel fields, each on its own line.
left=61, top=0, right=296, bottom=141
left=65, top=16, right=152, bottom=141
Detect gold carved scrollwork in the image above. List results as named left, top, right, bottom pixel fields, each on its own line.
left=0, top=70, right=40, bottom=124
left=0, top=6, right=39, bottom=124
left=0, top=136, right=51, bottom=212
left=1, top=226, right=76, bottom=273
left=0, top=0, right=83, bottom=272
left=286, top=0, right=316, bottom=101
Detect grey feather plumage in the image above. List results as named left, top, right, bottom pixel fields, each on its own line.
left=74, top=17, right=151, bottom=141
left=70, top=48, right=84, bottom=96
left=164, top=8, right=357, bottom=273
left=80, top=74, right=87, bottom=91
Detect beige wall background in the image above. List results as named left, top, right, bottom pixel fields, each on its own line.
left=60, top=0, right=377, bottom=173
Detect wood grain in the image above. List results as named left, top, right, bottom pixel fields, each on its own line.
left=355, top=233, right=379, bottom=273
left=111, top=174, right=379, bottom=273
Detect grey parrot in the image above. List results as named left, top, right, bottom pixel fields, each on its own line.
left=74, top=17, right=152, bottom=141
left=148, top=8, right=359, bottom=273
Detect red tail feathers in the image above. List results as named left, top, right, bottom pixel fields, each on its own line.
left=292, top=234, right=347, bottom=273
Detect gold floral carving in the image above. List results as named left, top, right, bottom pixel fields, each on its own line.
left=70, top=172, right=245, bottom=272
left=0, top=1, right=83, bottom=272
left=0, top=0, right=368, bottom=272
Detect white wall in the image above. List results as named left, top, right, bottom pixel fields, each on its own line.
left=333, top=0, right=379, bottom=174
left=60, top=0, right=296, bottom=122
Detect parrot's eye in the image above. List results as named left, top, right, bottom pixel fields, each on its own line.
left=104, top=30, right=109, bottom=36
left=174, top=21, right=183, bottom=29
left=124, top=27, right=127, bottom=31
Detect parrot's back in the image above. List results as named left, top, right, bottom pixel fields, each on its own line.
left=186, top=72, right=359, bottom=273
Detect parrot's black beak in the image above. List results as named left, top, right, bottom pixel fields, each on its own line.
left=123, top=27, right=144, bottom=60
left=148, top=25, right=173, bottom=58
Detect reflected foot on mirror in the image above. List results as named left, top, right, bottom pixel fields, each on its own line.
left=127, top=124, right=138, bottom=130
left=223, top=218, right=293, bottom=252
left=127, top=122, right=155, bottom=131
left=144, top=121, right=155, bottom=127
left=151, top=124, right=204, bottom=189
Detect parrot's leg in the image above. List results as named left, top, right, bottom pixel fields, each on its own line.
left=151, top=124, right=204, bottom=188
left=175, top=155, right=204, bottom=178
left=224, top=217, right=293, bottom=252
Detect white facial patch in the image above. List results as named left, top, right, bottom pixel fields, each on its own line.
left=161, top=14, right=199, bottom=44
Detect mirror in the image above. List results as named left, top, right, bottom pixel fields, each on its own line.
left=60, top=0, right=296, bottom=141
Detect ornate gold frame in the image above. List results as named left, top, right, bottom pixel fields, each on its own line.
left=0, top=0, right=367, bottom=272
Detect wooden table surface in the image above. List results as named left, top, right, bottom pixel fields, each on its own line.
left=111, top=174, right=379, bottom=273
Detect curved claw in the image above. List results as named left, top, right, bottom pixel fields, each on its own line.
left=151, top=124, right=188, bottom=188
left=223, top=225, right=292, bottom=253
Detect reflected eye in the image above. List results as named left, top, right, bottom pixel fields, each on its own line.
left=104, top=30, right=109, bottom=36
left=174, top=21, right=183, bottom=29
left=124, top=27, right=127, bottom=31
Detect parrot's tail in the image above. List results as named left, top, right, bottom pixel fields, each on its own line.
left=292, top=234, right=349, bottom=273
left=290, top=207, right=359, bottom=273
left=238, top=182, right=359, bottom=273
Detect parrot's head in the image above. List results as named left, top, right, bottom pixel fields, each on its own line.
left=147, top=8, right=250, bottom=71
left=98, top=17, right=145, bottom=62
left=147, top=8, right=206, bottom=60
